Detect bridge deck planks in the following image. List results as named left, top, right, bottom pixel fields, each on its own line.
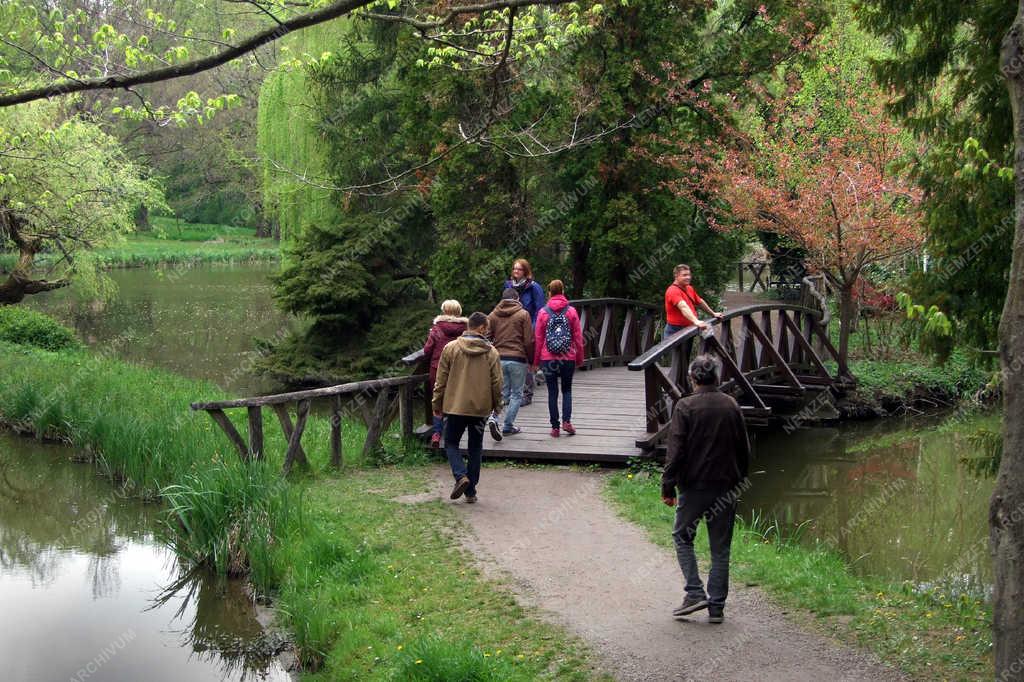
left=480, top=366, right=648, bottom=463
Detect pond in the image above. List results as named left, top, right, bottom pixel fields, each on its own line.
left=0, top=431, right=290, bottom=682
left=746, top=410, right=999, bottom=598
left=26, top=263, right=297, bottom=396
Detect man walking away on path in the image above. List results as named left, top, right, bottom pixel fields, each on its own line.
left=486, top=288, right=534, bottom=439
left=661, top=355, right=751, bottom=624
left=532, top=279, right=585, bottom=438
left=433, top=312, right=503, bottom=503
left=663, top=264, right=724, bottom=339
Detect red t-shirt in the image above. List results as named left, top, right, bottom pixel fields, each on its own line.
left=664, top=284, right=704, bottom=327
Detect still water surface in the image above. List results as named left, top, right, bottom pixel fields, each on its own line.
left=0, top=432, right=290, bottom=682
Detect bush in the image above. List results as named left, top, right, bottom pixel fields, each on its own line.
left=0, top=306, right=80, bottom=351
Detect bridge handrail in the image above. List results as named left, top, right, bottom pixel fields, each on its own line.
left=402, top=297, right=659, bottom=367
left=627, top=303, right=822, bottom=371
left=191, top=374, right=426, bottom=411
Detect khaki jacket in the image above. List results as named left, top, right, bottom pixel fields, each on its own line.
left=432, top=333, right=503, bottom=417
left=487, top=299, right=534, bottom=362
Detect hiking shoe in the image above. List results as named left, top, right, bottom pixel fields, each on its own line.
left=561, top=421, right=576, bottom=436
left=502, top=426, right=521, bottom=435
left=430, top=432, right=441, bottom=449
left=488, top=417, right=503, bottom=441
left=550, top=427, right=560, bottom=438
left=465, top=495, right=477, bottom=504
left=450, top=476, right=471, bottom=500
left=672, top=595, right=709, bottom=617
left=707, top=608, right=725, bottom=624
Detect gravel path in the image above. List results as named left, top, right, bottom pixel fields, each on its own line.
left=431, top=466, right=905, bottom=682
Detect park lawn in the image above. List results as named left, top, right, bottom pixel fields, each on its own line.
left=0, top=218, right=279, bottom=272
left=0, top=337, right=602, bottom=680
left=605, top=472, right=993, bottom=680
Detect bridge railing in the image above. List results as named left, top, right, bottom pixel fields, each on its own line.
left=191, top=374, right=427, bottom=474
left=627, top=303, right=847, bottom=450
left=401, top=297, right=660, bottom=430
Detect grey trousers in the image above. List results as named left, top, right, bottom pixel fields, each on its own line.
left=672, top=487, right=737, bottom=608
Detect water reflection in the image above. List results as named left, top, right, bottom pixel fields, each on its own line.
left=745, top=411, right=998, bottom=597
left=0, top=433, right=289, bottom=682
left=27, top=263, right=296, bottom=396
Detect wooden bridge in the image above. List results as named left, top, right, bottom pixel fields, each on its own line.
left=192, top=282, right=852, bottom=468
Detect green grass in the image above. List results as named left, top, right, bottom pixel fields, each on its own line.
left=605, top=472, right=993, bottom=680
left=0, top=218, right=279, bottom=272
left=0, top=338, right=603, bottom=679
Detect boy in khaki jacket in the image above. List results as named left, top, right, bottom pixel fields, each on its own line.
left=432, top=312, right=503, bottom=502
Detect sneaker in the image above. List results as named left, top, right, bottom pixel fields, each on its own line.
left=465, top=495, right=477, bottom=504
left=502, top=426, right=521, bottom=435
left=488, top=417, right=503, bottom=441
left=430, top=432, right=441, bottom=449
left=450, top=476, right=471, bottom=500
left=707, top=608, right=725, bottom=624
left=550, top=427, right=560, bottom=438
left=561, top=421, right=576, bottom=436
left=672, top=595, right=709, bottom=617
left=521, top=397, right=532, bottom=407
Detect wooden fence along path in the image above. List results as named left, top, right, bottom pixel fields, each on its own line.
left=192, top=282, right=851, bottom=468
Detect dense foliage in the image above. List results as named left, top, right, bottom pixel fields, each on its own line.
left=856, top=0, right=1017, bottom=352
left=261, top=1, right=829, bottom=382
left=0, top=306, right=80, bottom=351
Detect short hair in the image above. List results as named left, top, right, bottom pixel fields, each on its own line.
left=688, top=354, right=721, bottom=386
left=512, top=258, right=533, bottom=279
left=467, top=311, right=489, bottom=330
left=440, top=299, right=462, bottom=316
left=673, top=264, right=691, bottom=276
left=548, top=279, right=564, bottom=296
left=501, top=288, right=520, bottom=301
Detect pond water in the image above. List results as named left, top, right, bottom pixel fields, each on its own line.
left=27, top=263, right=296, bottom=396
left=0, top=432, right=290, bottom=682
left=746, top=411, right=999, bottom=598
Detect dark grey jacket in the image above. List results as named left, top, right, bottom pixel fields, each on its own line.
left=661, top=388, right=751, bottom=496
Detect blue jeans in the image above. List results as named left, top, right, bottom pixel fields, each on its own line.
left=541, top=360, right=575, bottom=428
left=432, top=414, right=443, bottom=435
left=443, top=414, right=484, bottom=496
left=664, top=323, right=684, bottom=339
left=672, top=487, right=737, bottom=608
left=499, top=360, right=527, bottom=430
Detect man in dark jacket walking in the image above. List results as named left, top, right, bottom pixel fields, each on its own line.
left=433, top=312, right=503, bottom=503
left=486, top=289, right=534, bottom=438
left=661, top=355, right=751, bottom=624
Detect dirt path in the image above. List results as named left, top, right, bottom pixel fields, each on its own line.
left=430, top=467, right=905, bottom=682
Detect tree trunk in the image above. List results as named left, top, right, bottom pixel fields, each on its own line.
left=836, top=284, right=855, bottom=376
left=994, top=11, right=1024, bottom=680
left=0, top=241, right=69, bottom=305
left=134, top=204, right=151, bottom=231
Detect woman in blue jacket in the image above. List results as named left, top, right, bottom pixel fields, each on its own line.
left=503, top=258, right=545, bottom=405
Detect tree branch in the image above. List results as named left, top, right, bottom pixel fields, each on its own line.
left=0, top=0, right=573, bottom=108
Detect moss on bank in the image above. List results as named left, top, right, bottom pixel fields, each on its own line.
left=0, top=339, right=600, bottom=678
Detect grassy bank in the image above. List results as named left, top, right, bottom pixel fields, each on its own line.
left=0, top=218, right=279, bottom=272
left=605, top=473, right=992, bottom=679
left=0, top=334, right=600, bottom=679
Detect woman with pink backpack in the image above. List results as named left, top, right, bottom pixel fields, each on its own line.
left=531, top=280, right=585, bottom=437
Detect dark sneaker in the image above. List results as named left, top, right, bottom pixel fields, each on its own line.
left=672, top=595, right=709, bottom=617
left=707, top=608, right=725, bottom=624
left=502, top=426, right=521, bottom=435
left=561, top=421, right=576, bottom=436
left=488, top=418, right=503, bottom=441
left=465, top=495, right=477, bottom=504
left=450, top=476, right=471, bottom=500
left=521, top=397, right=532, bottom=407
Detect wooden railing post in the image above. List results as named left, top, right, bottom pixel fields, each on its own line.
left=330, top=395, right=342, bottom=469
left=644, top=365, right=660, bottom=433
left=247, top=406, right=264, bottom=461
left=399, top=382, right=414, bottom=438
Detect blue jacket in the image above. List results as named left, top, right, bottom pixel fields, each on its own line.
left=503, top=279, right=546, bottom=325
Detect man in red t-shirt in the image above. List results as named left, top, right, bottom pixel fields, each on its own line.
left=664, top=264, right=724, bottom=338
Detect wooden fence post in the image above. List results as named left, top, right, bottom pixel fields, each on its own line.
left=247, top=406, right=263, bottom=461
left=330, top=395, right=343, bottom=469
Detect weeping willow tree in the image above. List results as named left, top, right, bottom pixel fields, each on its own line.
left=257, top=21, right=349, bottom=244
